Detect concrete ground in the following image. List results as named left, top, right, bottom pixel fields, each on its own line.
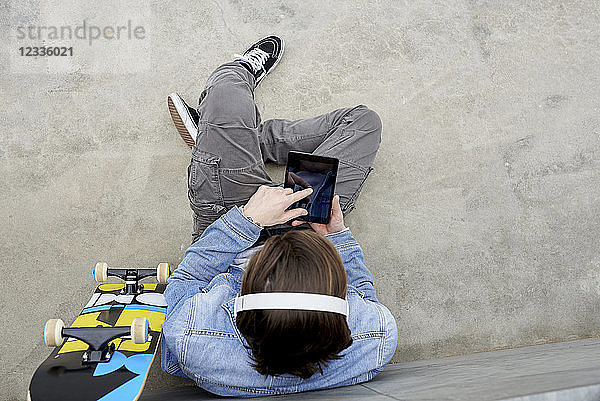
left=1, top=0, right=599, bottom=400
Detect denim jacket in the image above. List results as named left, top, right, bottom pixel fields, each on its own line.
left=161, top=206, right=398, bottom=397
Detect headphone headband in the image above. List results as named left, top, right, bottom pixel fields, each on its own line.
left=234, top=293, right=349, bottom=317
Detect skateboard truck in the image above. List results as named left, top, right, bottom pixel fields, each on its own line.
left=43, top=317, right=149, bottom=363
left=94, top=262, right=170, bottom=294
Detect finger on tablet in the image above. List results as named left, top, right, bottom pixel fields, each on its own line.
left=291, top=220, right=307, bottom=226
left=288, top=187, right=313, bottom=203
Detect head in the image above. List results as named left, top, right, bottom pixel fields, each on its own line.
left=236, top=230, right=352, bottom=379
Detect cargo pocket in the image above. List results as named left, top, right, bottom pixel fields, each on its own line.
left=188, top=149, right=227, bottom=218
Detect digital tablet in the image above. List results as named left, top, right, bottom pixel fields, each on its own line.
left=284, top=151, right=338, bottom=224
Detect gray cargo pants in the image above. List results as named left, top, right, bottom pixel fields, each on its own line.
left=189, top=61, right=382, bottom=243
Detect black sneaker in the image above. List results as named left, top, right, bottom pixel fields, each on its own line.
left=233, top=35, right=285, bottom=87
left=168, top=92, right=199, bottom=149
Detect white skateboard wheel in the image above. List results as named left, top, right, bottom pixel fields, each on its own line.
left=157, top=263, right=170, bottom=284
left=131, top=317, right=148, bottom=344
left=94, top=262, right=108, bottom=282
left=44, top=319, right=64, bottom=347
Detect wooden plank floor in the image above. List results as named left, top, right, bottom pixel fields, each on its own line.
left=141, top=338, right=600, bottom=401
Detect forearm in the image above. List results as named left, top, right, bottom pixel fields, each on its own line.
left=325, top=228, right=378, bottom=302
left=165, top=206, right=262, bottom=308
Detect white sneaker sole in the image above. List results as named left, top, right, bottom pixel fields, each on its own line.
left=168, top=93, right=197, bottom=149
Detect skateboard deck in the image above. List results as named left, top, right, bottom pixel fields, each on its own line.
left=29, top=274, right=168, bottom=401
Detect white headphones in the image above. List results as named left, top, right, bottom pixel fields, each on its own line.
left=234, top=292, right=349, bottom=317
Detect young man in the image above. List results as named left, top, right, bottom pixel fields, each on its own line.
left=162, top=35, right=397, bottom=397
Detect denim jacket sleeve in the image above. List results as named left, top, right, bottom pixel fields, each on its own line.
left=164, top=206, right=262, bottom=310
left=325, top=228, right=378, bottom=302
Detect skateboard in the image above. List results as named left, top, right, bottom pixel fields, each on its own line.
left=28, top=262, right=171, bottom=401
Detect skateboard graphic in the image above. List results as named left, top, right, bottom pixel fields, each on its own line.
left=28, top=262, right=170, bottom=401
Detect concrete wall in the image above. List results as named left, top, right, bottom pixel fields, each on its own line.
left=1, top=0, right=599, bottom=399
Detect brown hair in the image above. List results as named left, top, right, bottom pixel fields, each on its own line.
left=236, top=230, right=353, bottom=379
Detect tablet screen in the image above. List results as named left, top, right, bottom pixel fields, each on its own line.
left=284, top=152, right=338, bottom=224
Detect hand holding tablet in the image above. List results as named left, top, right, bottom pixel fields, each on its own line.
left=242, top=151, right=340, bottom=228
left=292, top=194, right=347, bottom=235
